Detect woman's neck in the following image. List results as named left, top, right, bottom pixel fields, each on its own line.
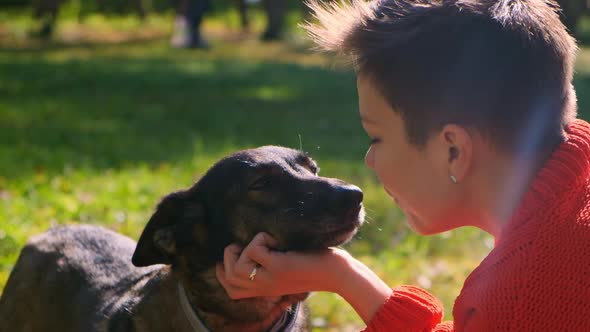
left=470, top=136, right=565, bottom=237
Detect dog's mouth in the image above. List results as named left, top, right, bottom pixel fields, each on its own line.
left=274, top=202, right=365, bottom=251
left=317, top=203, right=365, bottom=247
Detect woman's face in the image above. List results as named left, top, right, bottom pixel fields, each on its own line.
left=357, top=76, right=464, bottom=235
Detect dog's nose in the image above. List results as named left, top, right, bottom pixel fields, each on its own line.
left=336, top=184, right=364, bottom=207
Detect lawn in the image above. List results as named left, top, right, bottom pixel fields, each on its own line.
left=2, top=7, right=590, bottom=331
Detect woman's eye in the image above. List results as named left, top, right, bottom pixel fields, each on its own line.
left=370, top=138, right=381, bottom=145
left=249, top=177, right=271, bottom=191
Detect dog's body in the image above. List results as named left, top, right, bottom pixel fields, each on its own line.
left=0, top=225, right=307, bottom=331
left=0, top=146, right=364, bottom=332
left=0, top=225, right=180, bottom=331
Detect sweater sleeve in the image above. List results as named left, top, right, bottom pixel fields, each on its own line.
left=361, top=285, right=453, bottom=332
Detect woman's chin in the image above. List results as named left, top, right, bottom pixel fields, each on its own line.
left=407, top=214, right=457, bottom=235
left=405, top=214, right=434, bottom=235
left=404, top=214, right=420, bottom=232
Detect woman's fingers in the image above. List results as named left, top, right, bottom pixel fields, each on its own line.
left=222, top=243, right=242, bottom=275
left=241, top=232, right=281, bottom=266
left=215, top=264, right=260, bottom=299
left=221, top=240, right=277, bottom=287
left=217, top=232, right=322, bottom=298
left=222, top=244, right=257, bottom=287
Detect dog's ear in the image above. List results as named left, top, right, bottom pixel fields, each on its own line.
left=132, top=191, right=188, bottom=267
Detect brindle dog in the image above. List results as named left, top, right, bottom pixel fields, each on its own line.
left=0, top=145, right=365, bottom=332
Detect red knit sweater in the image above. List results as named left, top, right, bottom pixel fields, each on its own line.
left=363, top=119, right=590, bottom=331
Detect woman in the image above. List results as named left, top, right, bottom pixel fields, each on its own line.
left=216, top=0, right=590, bottom=330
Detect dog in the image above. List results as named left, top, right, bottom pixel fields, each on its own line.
left=0, top=145, right=365, bottom=332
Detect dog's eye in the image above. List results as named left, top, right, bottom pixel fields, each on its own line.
left=306, top=163, right=319, bottom=175
left=310, top=165, right=319, bottom=175
left=249, top=177, right=272, bottom=191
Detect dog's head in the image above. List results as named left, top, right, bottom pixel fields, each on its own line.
left=131, top=146, right=364, bottom=322
left=132, top=145, right=364, bottom=268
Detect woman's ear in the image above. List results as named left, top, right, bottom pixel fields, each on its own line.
left=441, top=124, right=473, bottom=183
left=132, top=190, right=191, bottom=267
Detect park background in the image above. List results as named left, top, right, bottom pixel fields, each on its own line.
left=2, top=1, right=590, bottom=330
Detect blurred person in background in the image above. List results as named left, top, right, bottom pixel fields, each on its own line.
left=170, top=0, right=211, bottom=49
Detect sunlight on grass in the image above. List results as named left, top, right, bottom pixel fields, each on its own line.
left=240, top=85, right=298, bottom=101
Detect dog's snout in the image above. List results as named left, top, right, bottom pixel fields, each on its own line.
left=336, top=184, right=363, bottom=207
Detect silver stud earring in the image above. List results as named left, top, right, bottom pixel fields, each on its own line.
left=450, top=175, right=458, bottom=184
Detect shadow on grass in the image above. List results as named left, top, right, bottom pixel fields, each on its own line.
left=4, top=40, right=590, bottom=181
left=0, top=46, right=366, bottom=179
left=0, top=35, right=170, bottom=54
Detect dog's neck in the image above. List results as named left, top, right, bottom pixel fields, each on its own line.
left=177, top=282, right=211, bottom=331
left=177, top=282, right=301, bottom=332
left=131, top=267, right=302, bottom=331
left=184, top=265, right=309, bottom=332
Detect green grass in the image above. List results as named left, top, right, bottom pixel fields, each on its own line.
left=3, top=9, right=590, bottom=330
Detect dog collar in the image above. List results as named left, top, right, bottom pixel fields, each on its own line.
left=177, top=283, right=301, bottom=332
left=269, top=300, right=300, bottom=332
left=178, top=283, right=211, bottom=332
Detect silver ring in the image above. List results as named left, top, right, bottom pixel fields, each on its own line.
left=249, top=266, right=258, bottom=281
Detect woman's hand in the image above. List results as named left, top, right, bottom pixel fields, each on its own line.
left=216, top=232, right=394, bottom=324
left=215, top=232, right=349, bottom=299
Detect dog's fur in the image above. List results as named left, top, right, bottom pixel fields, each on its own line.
left=0, top=146, right=365, bottom=332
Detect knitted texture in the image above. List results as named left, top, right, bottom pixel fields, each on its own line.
left=363, top=119, right=590, bottom=331
left=362, top=285, right=444, bottom=332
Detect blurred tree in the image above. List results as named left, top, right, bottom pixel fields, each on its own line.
left=87, top=0, right=148, bottom=18
left=27, top=0, right=154, bottom=38
left=0, top=0, right=31, bottom=6
left=13, top=0, right=312, bottom=42
left=556, top=0, right=587, bottom=34
left=19, top=0, right=242, bottom=40
left=31, top=0, right=62, bottom=38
